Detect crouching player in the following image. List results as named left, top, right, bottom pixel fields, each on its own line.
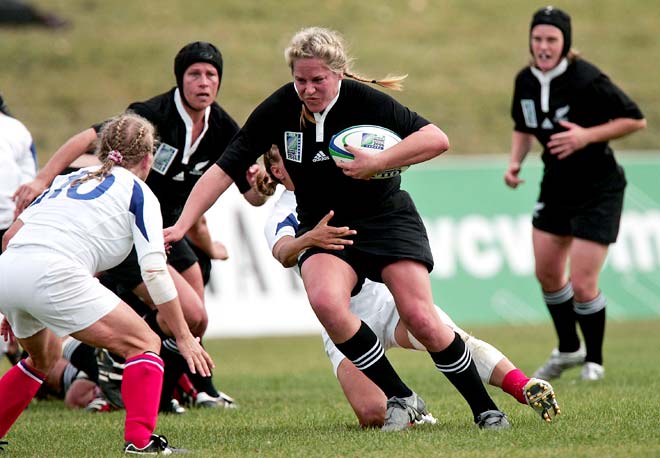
left=0, top=113, right=213, bottom=454
left=259, top=145, right=560, bottom=427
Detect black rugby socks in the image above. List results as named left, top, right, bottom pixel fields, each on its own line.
left=336, top=321, right=412, bottom=399
left=429, top=332, right=498, bottom=420
left=544, top=283, right=581, bottom=352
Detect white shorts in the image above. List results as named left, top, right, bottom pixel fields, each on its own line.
left=0, top=247, right=120, bottom=339
left=322, top=281, right=467, bottom=376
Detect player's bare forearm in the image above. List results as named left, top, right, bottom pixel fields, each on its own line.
left=166, top=164, right=232, bottom=243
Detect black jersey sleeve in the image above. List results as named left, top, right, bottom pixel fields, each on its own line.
left=510, top=69, right=535, bottom=134
left=351, top=82, right=430, bottom=136
left=590, top=74, right=644, bottom=121
left=89, top=100, right=159, bottom=135
left=216, top=87, right=287, bottom=191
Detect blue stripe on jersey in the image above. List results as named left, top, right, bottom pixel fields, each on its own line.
left=29, top=142, right=38, bottom=174
left=276, top=213, right=299, bottom=235
left=129, top=180, right=148, bottom=241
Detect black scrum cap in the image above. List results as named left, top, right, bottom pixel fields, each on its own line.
left=530, top=6, right=572, bottom=56
left=174, top=41, right=223, bottom=93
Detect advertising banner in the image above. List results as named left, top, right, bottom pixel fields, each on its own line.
left=203, top=155, right=660, bottom=337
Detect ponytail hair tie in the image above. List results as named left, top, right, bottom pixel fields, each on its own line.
left=108, top=150, right=123, bottom=165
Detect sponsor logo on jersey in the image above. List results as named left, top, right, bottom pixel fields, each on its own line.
left=172, top=172, right=185, bottom=182
left=541, top=118, right=554, bottom=129
left=312, top=151, right=330, bottom=162
left=521, top=99, right=538, bottom=128
left=285, top=131, right=303, bottom=163
left=152, top=143, right=178, bottom=175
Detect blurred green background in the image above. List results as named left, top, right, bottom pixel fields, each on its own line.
left=1, top=0, right=657, bottom=164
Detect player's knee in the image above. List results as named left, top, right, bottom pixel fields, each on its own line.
left=402, top=309, right=437, bottom=340
left=64, top=379, right=96, bottom=409
left=143, top=330, right=162, bottom=354
left=571, top=277, right=599, bottom=302
left=122, top=329, right=161, bottom=358
left=183, top=304, right=208, bottom=337
left=535, top=268, right=564, bottom=291
left=308, top=293, right=344, bottom=326
left=357, top=405, right=385, bottom=428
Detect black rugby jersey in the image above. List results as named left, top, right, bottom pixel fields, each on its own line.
left=218, top=79, right=429, bottom=229
left=511, top=59, right=643, bottom=198
left=95, top=88, right=242, bottom=226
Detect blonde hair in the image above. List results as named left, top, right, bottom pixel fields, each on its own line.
left=254, top=145, right=281, bottom=197
left=73, top=113, right=155, bottom=186
left=284, top=27, right=407, bottom=127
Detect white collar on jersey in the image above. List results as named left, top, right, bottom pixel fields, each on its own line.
left=293, top=80, right=342, bottom=142
left=174, top=88, right=211, bottom=165
left=529, top=58, right=569, bottom=113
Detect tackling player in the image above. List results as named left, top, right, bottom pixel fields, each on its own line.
left=259, top=144, right=560, bottom=427
left=0, top=113, right=213, bottom=454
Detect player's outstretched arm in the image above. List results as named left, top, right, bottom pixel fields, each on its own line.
left=272, top=210, right=356, bottom=268
left=13, top=128, right=97, bottom=217
left=164, top=164, right=233, bottom=243
left=154, top=295, right=214, bottom=377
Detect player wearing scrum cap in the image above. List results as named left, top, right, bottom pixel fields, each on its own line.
left=166, top=27, right=510, bottom=431
left=12, top=41, right=261, bottom=411
left=505, top=6, right=646, bottom=382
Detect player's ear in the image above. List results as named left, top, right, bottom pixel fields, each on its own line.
left=271, top=164, right=285, bottom=181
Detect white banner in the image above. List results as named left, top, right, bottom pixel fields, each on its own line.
left=203, top=185, right=321, bottom=338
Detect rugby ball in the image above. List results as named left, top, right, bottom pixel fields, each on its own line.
left=329, top=125, right=409, bottom=179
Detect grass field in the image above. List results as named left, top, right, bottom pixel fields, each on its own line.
left=1, top=0, right=658, bottom=162
left=2, top=319, right=660, bottom=457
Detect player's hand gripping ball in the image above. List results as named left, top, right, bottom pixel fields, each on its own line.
left=329, top=125, right=409, bottom=179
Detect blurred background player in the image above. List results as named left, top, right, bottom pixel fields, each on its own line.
left=0, top=0, right=69, bottom=29
left=504, top=6, right=646, bottom=381
left=0, top=92, right=37, bottom=249
left=0, top=112, right=213, bottom=454
left=13, top=41, right=262, bottom=410
left=0, top=92, right=37, bottom=366
left=259, top=145, right=560, bottom=426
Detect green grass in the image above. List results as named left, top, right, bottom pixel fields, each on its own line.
left=0, top=0, right=658, bottom=163
left=2, top=319, right=660, bottom=457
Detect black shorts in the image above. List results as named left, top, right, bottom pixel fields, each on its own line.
left=104, top=237, right=199, bottom=290
left=298, top=190, right=433, bottom=295
left=532, top=185, right=625, bottom=245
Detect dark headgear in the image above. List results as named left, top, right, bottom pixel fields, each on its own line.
left=0, top=93, right=10, bottom=116
left=530, top=6, right=572, bottom=57
left=174, top=41, right=223, bottom=93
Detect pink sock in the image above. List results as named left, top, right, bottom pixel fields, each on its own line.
left=501, top=368, right=529, bottom=405
left=121, top=353, right=164, bottom=447
left=0, top=360, right=46, bottom=438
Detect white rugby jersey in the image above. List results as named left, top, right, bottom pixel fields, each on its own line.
left=0, top=113, right=37, bottom=229
left=9, top=166, right=165, bottom=274
left=263, top=188, right=388, bottom=317
left=264, top=189, right=298, bottom=253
